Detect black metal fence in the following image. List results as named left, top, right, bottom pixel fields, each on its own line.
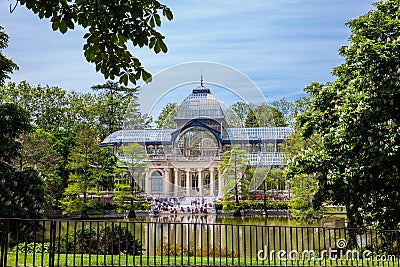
left=1, top=217, right=399, bottom=266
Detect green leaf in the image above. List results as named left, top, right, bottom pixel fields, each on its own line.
left=163, top=8, right=173, bottom=20
left=142, top=70, right=152, bottom=83
left=120, top=74, right=128, bottom=85
left=159, top=41, right=167, bottom=53
left=154, top=14, right=161, bottom=27
left=154, top=41, right=161, bottom=53
left=52, top=20, right=60, bottom=31
left=38, top=9, right=45, bottom=19
left=59, top=20, right=68, bottom=34
left=65, top=19, right=75, bottom=30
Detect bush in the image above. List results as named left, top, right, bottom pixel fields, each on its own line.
left=56, top=227, right=98, bottom=254
left=12, top=242, right=51, bottom=253
left=98, top=225, right=142, bottom=255
left=215, top=200, right=289, bottom=212
left=134, top=201, right=151, bottom=211
left=56, top=225, right=142, bottom=255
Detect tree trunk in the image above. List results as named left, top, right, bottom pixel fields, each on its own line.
left=128, top=210, right=136, bottom=218
left=81, top=210, right=89, bottom=219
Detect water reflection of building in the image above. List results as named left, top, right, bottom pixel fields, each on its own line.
left=101, top=83, right=293, bottom=198
left=150, top=214, right=216, bottom=224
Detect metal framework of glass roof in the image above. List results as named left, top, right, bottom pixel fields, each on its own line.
left=101, top=84, right=293, bottom=167
left=101, top=127, right=293, bottom=146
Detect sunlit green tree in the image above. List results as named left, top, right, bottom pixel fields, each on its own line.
left=218, top=146, right=248, bottom=215
left=287, top=0, right=400, bottom=229
left=155, top=103, right=178, bottom=129
left=60, top=125, right=116, bottom=218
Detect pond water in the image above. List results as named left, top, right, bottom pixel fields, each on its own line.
left=8, top=214, right=347, bottom=259
left=120, top=214, right=348, bottom=257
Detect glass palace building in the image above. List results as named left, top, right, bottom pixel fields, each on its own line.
left=101, top=84, right=293, bottom=198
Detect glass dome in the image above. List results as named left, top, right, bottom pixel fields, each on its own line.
left=175, top=85, right=225, bottom=122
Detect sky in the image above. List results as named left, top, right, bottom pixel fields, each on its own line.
left=0, top=0, right=374, bottom=115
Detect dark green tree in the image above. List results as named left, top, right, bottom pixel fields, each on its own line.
left=0, top=103, right=46, bottom=218
left=91, top=81, right=139, bottom=138
left=15, top=0, right=173, bottom=85
left=0, top=25, right=18, bottom=86
left=240, top=103, right=286, bottom=128
left=244, top=109, right=259, bottom=127
left=287, top=0, right=400, bottom=229
left=60, top=125, right=116, bottom=218
left=123, top=105, right=153, bottom=130
left=225, top=102, right=250, bottom=127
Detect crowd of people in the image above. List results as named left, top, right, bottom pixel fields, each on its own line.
left=150, top=197, right=215, bottom=215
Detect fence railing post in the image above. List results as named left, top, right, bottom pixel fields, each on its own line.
left=0, top=219, right=9, bottom=267
left=48, top=220, right=57, bottom=267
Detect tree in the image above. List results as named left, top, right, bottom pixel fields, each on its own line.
left=287, top=0, right=400, bottom=229
left=224, top=108, right=242, bottom=127
left=0, top=103, right=46, bottom=218
left=155, top=103, right=178, bottom=129
left=60, top=125, right=116, bottom=218
left=244, top=108, right=259, bottom=128
left=271, top=98, right=295, bottom=126
left=218, top=146, right=248, bottom=215
left=91, top=81, right=139, bottom=138
left=0, top=82, right=69, bottom=131
left=50, top=125, right=79, bottom=202
left=227, top=102, right=287, bottom=128
left=122, top=102, right=153, bottom=130
left=292, top=96, right=312, bottom=123
left=113, top=143, right=147, bottom=218
left=15, top=1, right=173, bottom=85
left=252, top=103, right=286, bottom=127
left=0, top=26, right=18, bottom=86
left=19, top=129, right=62, bottom=206
left=231, top=102, right=251, bottom=123
left=282, top=130, right=321, bottom=219
left=224, top=102, right=250, bottom=127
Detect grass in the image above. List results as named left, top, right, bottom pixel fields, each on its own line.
left=5, top=252, right=399, bottom=266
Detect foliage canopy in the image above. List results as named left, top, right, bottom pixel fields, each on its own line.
left=0, top=103, right=46, bottom=218
left=287, top=0, right=400, bottom=229
left=0, top=26, right=18, bottom=86
left=16, top=0, right=173, bottom=85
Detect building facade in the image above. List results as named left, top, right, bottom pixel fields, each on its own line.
left=101, top=84, right=293, bottom=198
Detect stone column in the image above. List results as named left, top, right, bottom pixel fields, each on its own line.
left=174, top=168, right=179, bottom=196
left=164, top=168, right=172, bottom=196
left=186, top=169, right=190, bottom=196
left=218, top=172, right=224, bottom=198
left=197, top=169, right=202, bottom=196
left=210, top=167, right=215, bottom=196
left=145, top=169, right=151, bottom=194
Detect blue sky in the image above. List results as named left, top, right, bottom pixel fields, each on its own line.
left=1, top=0, right=374, bottom=113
